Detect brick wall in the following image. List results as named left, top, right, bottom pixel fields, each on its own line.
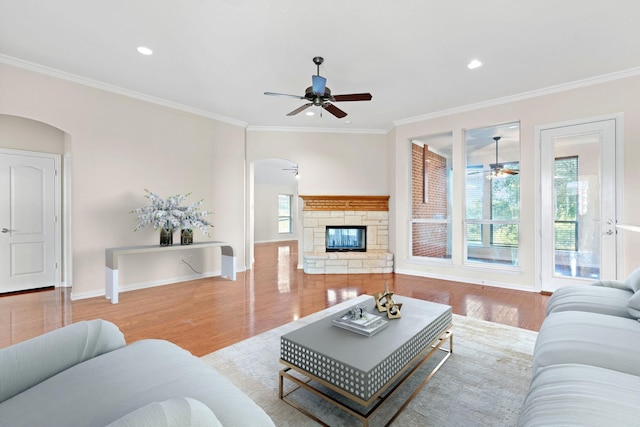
left=411, top=143, right=449, bottom=258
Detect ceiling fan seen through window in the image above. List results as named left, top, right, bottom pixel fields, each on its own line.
left=467, top=136, right=520, bottom=179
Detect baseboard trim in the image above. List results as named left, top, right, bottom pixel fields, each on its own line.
left=394, top=268, right=537, bottom=293
left=70, top=271, right=220, bottom=301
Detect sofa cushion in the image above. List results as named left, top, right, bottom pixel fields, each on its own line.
left=517, top=363, right=640, bottom=427
left=628, top=290, right=640, bottom=318
left=0, top=319, right=125, bottom=404
left=106, top=397, right=222, bottom=427
left=0, top=339, right=274, bottom=427
left=532, top=311, right=640, bottom=376
left=545, top=285, right=634, bottom=318
left=625, top=267, right=640, bottom=292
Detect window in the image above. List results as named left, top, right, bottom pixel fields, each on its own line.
left=465, top=122, right=520, bottom=266
left=278, top=194, right=293, bottom=234
left=409, top=132, right=453, bottom=260
left=490, top=163, right=520, bottom=246
left=554, top=156, right=578, bottom=251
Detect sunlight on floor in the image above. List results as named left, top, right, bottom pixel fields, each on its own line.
left=277, top=245, right=291, bottom=293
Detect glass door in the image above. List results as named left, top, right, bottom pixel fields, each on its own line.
left=540, top=119, right=617, bottom=291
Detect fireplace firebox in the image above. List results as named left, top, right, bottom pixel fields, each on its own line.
left=326, top=226, right=367, bottom=252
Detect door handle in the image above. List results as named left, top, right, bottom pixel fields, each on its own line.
left=1, top=228, right=14, bottom=233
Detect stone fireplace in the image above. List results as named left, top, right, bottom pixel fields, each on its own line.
left=301, top=195, right=393, bottom=274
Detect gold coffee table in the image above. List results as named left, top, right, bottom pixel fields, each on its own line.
left=279, top=295, right=453, bottom=426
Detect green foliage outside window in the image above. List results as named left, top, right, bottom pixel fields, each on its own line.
left=490, top=164, right=520, bottom=246
left=554, top=157, right=578, bottom=250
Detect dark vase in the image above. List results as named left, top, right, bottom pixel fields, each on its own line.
left=160, top=227, right=174, bottom=246
left=181, top=228, right=193, bottom=245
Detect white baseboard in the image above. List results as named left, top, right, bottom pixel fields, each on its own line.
left=393, top=268, right=537, bottom=293
left=254, top=238, right=299, bottom=244
left=70, top=270, right=221, bottom=301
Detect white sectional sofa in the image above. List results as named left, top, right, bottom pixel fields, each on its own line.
left=0, top=319, right=275, bottom=427
left=518, top=269, right=640, bottom=426
left=544, top=268, right=640, bottom=318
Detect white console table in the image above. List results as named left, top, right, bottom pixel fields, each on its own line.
left=105, top=241, right=236, bottom=304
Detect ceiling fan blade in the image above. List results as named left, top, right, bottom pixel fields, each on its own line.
left=286, top=103, right=313, bottom=116
left=323, top=103, right=348, bottom=119
left=312, top=75, right=326, bottom=95
left=502, top=169, right=519, bottom=175
left=264, top=92, right=304, bottom=100
left=333, top=93, right=372, bottom=102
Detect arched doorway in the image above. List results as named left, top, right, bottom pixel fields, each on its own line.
left=0, top=114, right=69, bottom=291
left=248, top=158, right=300, bottom=268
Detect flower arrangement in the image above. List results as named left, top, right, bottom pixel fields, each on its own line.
left=131, top=189, right=213, bottom=235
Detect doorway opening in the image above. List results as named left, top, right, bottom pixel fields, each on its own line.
left=248, top=158, right=300, bottom=269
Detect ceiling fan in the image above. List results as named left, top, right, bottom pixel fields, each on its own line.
left=469, top=136, right=519, bottom=179
left=282, top=165, right=299, bottom=179
left=264, top=56, right=372, bottom=119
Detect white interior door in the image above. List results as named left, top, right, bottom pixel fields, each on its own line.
left=0, top=151, right=59, bottom=293
left=539, top=119, right=617, bottom=292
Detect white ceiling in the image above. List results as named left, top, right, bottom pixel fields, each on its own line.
left=2, top=0, right=640, bottom=132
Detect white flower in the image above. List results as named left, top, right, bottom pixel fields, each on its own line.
left=132, top=189, right=213, bottom=235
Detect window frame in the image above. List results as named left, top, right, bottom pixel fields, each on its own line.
left=464, top=122, right=521, bottom=268
left=278, top=193, right=293, bottom=234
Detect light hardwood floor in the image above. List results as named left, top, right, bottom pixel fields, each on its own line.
left=0, top=241, right=548, bottom=357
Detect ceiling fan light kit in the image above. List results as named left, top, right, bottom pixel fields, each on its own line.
left=265, top=56, right=372, bottom=119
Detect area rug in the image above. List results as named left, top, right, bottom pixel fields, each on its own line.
left=201, top=295, right=537, bottom=426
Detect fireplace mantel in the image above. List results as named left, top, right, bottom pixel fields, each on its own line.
left=299, top=195, right=389, bottom=211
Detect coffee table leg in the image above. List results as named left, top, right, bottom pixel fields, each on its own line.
left=385, top=330, right=453, bottom=426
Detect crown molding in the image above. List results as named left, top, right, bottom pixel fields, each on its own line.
left=393, top=66, right=640, bottom=127
left=246, top=125, right=387, bottom=134
left=0, top=54, right=248, bottom=128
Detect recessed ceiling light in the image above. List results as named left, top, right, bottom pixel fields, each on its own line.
left=467, top=59, right=482, bottom=70
left=305, top=111, right=315, bottom=116
left=344, top=120, right=352, bottom=124
left=137, top=46, right=153, bottom=56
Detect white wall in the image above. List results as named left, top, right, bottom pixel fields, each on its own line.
left=0, top=63, right=246, bottom=299
left=0, top=115, right=65, bottom=154
left=254, top=182, right=298, bottom=243
left=392, top=75, right=640, bottom=290
left=247, top=130, right=388, bottom=196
